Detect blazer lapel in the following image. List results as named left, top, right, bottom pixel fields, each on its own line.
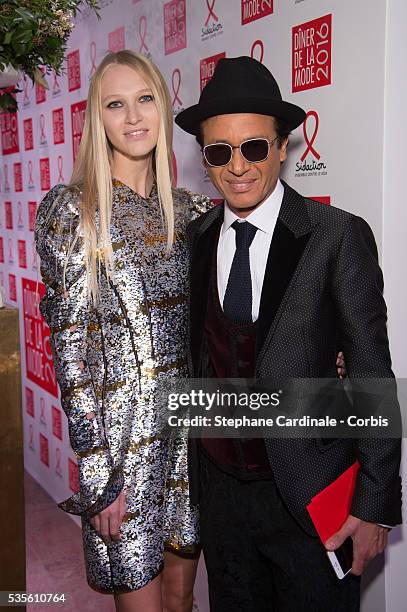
left=256, top=182, right=317, bottom=360
left=189, top=205, right=223, bottom=374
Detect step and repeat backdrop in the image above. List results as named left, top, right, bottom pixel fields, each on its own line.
left=0, top=1, right=387, bottom=608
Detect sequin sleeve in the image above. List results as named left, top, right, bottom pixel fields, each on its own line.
left=35, top=185, right=124, bottom=518
left=189, top=192, right=214, bottom=219
left=175, top=187, right=214, bottom=221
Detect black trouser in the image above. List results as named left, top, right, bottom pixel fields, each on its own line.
left=199, top=450, right=360, bottom=612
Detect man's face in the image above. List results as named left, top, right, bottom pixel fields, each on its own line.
left=201, top=113, right=288, bottom=218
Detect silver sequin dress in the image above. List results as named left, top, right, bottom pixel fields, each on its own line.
left=35, top=180, right=211, bottom=593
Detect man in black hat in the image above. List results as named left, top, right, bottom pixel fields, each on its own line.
left=175, top=57, right=401, bottom=611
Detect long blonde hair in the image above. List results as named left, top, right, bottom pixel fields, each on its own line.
left=68, top=50, right=175, bottom=304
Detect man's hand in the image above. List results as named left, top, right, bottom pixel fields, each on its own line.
left=325, top=515, right=389, bottom=575
left=90, top=488, right=127, bottom=545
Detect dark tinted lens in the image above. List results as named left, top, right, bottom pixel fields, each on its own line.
left=204, top=144, right=232, bottom=166
left=241, top=139, right=269, bottom=162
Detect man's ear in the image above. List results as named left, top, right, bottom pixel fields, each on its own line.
left=279, top=138, right=289, bottom=163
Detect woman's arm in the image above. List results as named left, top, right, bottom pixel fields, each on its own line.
left=35, top=185, right=124, bottom=519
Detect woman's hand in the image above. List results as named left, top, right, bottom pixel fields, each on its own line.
left=336, top=351, right=346, bottom=379
left=90, top=488, right=127, bottom=545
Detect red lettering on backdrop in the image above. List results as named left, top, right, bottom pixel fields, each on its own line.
left=0, top=237, right=4, bottom=263
left=25, top=386, right=35, bottom=417
left=164, top=0, right=187, bottom=55
left=108, top=26, right=125, bottom=52
left=200, top=52, right=226, bottom=91
left=52, top=108, right=65, bottom=145
left=241, top=0, right=273, bottom=26
left=40, top=158, right=51, bottom=191
left=292, top=14, right=332, bottom=92
left=23, top=118, right=34, bottom=151
left=40, top=433, right=49, bottom=467
left=68, top=49, right=81, bottom=92
left=69, top=458, right=80, bottom=493
left=1, top=111, right=20, bottom=154
left=52, top=405, right=63, bottom=441
left=22, top=278, right=58, bottom=398
left=28, top=202, right=37, bottom=231
left=18, top=240, right=27, bottom=269
left=71, top=100, right=87, bottom=162
left=5, top=201, right=13, bottom=229
left=9, top=273, right=17, bottom=301
left=14, top=162, right=23, bottom=192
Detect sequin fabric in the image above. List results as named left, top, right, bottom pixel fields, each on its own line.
left=35, top=180, right=212, bottom=593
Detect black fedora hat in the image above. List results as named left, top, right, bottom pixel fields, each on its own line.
left=175, top=56, right=306, bottom=136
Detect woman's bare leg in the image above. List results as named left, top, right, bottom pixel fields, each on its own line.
left=162, top=551, right=200, bottom=612
left=114, top=574, right=162, bottom=612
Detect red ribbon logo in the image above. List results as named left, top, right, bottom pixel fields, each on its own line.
left=301, top=110, right=321, bottom=161
left=89, top=41, right=97, bottom=76
left=172, top=69, right=182, bottom=107
left=250, top=40, right=264, bottom=64
left=29, top=424, right=34, bottom=449
left=205, top=0, right=219, bottom=26
left=139, top=16, right=149, bottom=53
left=40, top=397, right=46, bottom=423
left=55, top=448, right=62, bottom=476
left=23, top=76, right=30, bottom=105
left=28, top=160, right=34, bottom=188
left=32, top=241, right=38, bottom=269
left=52, top=71, right=60, bottom=93
left=17, top=201, right=23, bottom=227
left=57, top=155, right=64, bottom=182
left=39, top=114, right=46, bottom=142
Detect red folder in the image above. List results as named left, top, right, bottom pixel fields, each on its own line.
left=306, top=460, right=360, bottom=544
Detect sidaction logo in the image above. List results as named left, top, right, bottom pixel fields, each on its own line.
left=295, top=110, right=328, bottom=177
left=201, top=0, right=223, bottom=41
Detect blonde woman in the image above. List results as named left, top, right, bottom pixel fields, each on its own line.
left=35, top=50, right=209, bottom=612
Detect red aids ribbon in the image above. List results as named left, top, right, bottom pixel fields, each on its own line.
left=89, top=41, right=97, bottom=76
left=28, top=160, right=34, bottom=187
left=39, top=114, right=46, bottom=141
left=139, top=16, right=149, bottom=53
left=18, top=201, right=23, bottom=226
left=250, top=40, right=264, bottom=64
left=40, top=398, right=46, bottom=422
left=53, top=71, right=60, bottom=93
left=55, top=448, right=62, bottom=475
left=172, top=69, right=182, bottom=106
left=23, top=76, right=30, bottom=104
left=32, top=241, right=38, bottom=269
left=301, top=110, right=321, bottom=161
left=205, top=0, right=219, bottom=26
left=57, top=155, right=64, bottom=182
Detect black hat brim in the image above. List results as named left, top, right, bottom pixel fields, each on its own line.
left=175, top=97, right=306, bottom=136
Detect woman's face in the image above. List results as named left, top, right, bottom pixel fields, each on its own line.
left=101, top=63, right=160, bottom=161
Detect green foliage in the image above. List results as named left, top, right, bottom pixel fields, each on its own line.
left=0, top=0, right=99, bottom=111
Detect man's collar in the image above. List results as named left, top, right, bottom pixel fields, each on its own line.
left=222, top=179, right=284, bottom=234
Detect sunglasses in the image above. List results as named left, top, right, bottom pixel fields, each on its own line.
left=203, top=136, right=279, bottom=167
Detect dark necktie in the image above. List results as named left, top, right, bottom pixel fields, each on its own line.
left=223, top=220, right=258, bottom=325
